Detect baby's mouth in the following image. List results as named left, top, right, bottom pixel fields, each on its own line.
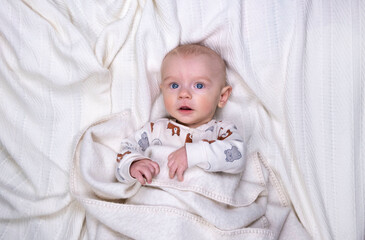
left=179, top=106, right=192, bottom=110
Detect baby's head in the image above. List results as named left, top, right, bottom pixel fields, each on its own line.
left=160, top=44, right=232, bottom=128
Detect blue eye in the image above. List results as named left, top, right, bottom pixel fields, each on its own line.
left=195, top=83, right=204, bottom=89
left=170, top=83, right=179, bottom=89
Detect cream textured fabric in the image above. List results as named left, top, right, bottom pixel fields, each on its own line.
left=0, top=0, right=363, bottom=239
left=72, top=112, right=310, bottom=239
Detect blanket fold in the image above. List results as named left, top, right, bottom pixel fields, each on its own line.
left=71, top=111, right=311, bottom=239
left=3, top=0, right=361, bottom=239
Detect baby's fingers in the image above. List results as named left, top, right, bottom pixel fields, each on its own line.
left=167, top=153, right=175, bottom=168
left=167, top=159, right=175, bottom=168
left=141, top=169, right=154, bottom=184
left=134, top=172, right=146, bottom=185
left=176, top=167, right=185, bottom=182
left=150, top=161, right=160, bottom=176
left=169, top=163, right=177, bottom=179
left=146, top=164, right=156, bottom=175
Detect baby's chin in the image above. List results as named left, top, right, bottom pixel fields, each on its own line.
left=175, top=119, right=211, bottom=129
left=175, top=119, right=190, bottom=127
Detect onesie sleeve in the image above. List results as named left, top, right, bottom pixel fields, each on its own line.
left=115, top=123, right=153, bottom=183
left=185, top=122, right=246, bottom=174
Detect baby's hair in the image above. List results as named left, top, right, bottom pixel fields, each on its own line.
left=162, top=44, right=227, bottom=85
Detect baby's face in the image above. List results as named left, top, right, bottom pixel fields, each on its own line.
left=160, top=53, right=230, bottom=128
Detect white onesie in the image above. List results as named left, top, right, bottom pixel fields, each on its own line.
left=115, top=118, right=246, bottom=183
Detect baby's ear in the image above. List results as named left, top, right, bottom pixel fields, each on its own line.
left=218, top=85, right=232, bottom=108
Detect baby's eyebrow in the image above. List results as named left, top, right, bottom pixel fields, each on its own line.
left=161, top=76, right=213, bottom=83
left=197, top=76, right=210, bottom=80
left=162, top=76, right=176, bottom=82
left=192, top=76, right=212, bottom=83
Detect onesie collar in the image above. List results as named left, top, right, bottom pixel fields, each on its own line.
left=169, top=119, right=217, bottom=132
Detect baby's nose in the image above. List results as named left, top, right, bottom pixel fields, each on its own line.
left=178, top=87, right=192, bottom=99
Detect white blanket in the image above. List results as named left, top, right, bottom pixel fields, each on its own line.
left=0, top=0, right=363, bottom=239
left=71, top=111, right=310, bottom=239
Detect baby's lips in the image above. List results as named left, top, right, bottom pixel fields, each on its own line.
left=179, top=106, right=192, bottom=110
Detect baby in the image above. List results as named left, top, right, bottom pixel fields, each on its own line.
left=115, top=44, right=245, bottom=185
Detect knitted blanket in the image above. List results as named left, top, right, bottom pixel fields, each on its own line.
left=71, top=111, right=310, bottom=239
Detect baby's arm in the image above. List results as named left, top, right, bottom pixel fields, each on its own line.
left=186, top=122, right=246, bottom=174
left=115, top=123, right=160, bottom=184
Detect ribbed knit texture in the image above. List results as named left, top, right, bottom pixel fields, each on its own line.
left=0, top=0, right=363, bottom=239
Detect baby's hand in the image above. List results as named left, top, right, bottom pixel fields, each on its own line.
left=130, top=159, right=160, bottom=185
left=167, top=146, right=188, bottom=181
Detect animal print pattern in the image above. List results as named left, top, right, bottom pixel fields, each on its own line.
left=224, top=146, right=242, bottom=162
left=138, top=132, right=149, bottom=151
left=167, top=122, right=180, bottom=136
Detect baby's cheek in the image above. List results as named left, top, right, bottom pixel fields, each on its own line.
left=163, top=96, right=175, bottom=113
left=202, top=97, right=218, bottom=112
